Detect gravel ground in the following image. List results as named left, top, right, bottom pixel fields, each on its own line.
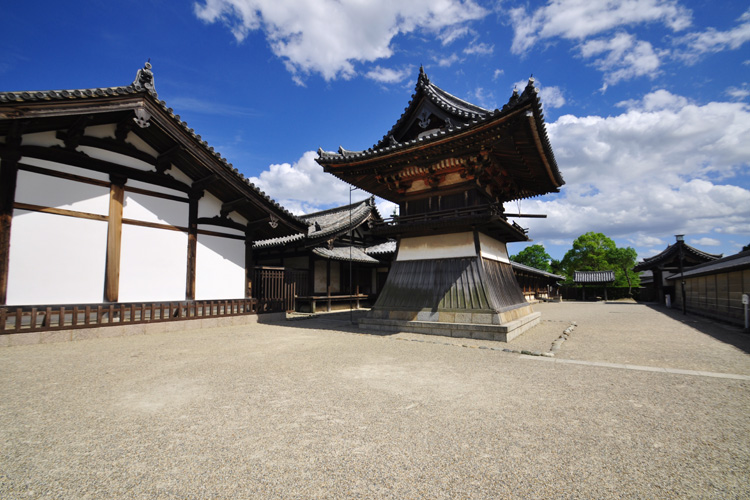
left=1, top=302, right=748, bottom=499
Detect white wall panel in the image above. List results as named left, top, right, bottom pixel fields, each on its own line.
left=15, top=170, right=110, bottom=215
left=195, top=235, right=245, bottom=299
left=6, top=211, right=107, bottom=305
left=19, top=131, right=63, bottom=148
left=77, top=146, right=154, bottom=172
left=478, top=233, right=510, bottom=263
left=397, top=232, right=477, bottom=261
left=118, top=225, right=187, bottom=302
left=122, top=192, right=188, bottom=227
left=85, top=124, right=116, bottom=139
left=19, top=157, right=111, bottom=183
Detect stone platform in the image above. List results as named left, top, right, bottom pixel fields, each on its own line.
left=359, top=309, right=541, bottom=342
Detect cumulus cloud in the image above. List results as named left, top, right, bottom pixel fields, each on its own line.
left=509, top=90, right=750, bottom=255
left=194, top=0, right=488, bottom=83
left=437, top=53, right=461, bottom=67
left=579, top=32, right=662, bottom=86
left=249, top=151, right=351, bottom=214
left=250, top=150, right=398, bottom=218
left=508, top=0, right=691, bottom=55
left=463, top=41, right=494, bottom=55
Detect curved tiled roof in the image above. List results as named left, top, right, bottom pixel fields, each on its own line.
left=0, top=62, right=303, bottom=227
left=312, top=247, right=379, bottom=264
left=574, top=270, right=615, bottom=283
left=633, top=242, right=722, bottom=271
left=365, top=240, right=397, bottom=255
left=665, top=250, right=750, bottom=280
left=317, top=69, right=562, bottom=190
left=511, top=262, right=565, bottom=280
left=253, top=197, right=379, bottom=248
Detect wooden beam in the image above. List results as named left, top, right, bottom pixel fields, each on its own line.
left=245, top=228, right=254, bottom=298
left=192, top=174, right=218, bottom=191
left=185, top=190, right=202, bottom=300
left=220, top=198, right=248, bottom=218
left=0, top=151, right=21, bottom=305
left=104, top=175, right=126, bottom=302
left=61, top=114, right=94, bottom=150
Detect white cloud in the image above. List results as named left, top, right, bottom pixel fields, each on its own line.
left=194, top=0, right=488, bottom=82
left=513, top=78, right=566, bottom=109
left=463, top=41, right=494, bottom=55
left=492, top=69, right=504, bottom=81
left=472, top=87, right=495, bottom=109
left=437, top=53, right=461, bottom=67
left=250, top=151, right=351, bottom=214
left=675, top=8, right=750, bottom=62
left=365, top=65, right=413, bottom=84
left=689, top=237, right=721, bottom=246
left=509, top=0, right=692, bottom=55
left=511, top=90, right=750, bottom=253
left=439, top=25, right=470, bottom=45
left=726, top=84, right=750, bottom=101
left=250, top=151, right=398, bottom=219
left=579, top=32, right=662, bottom=86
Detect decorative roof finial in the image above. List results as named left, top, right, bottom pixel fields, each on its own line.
left=419, top=65, right=429, bottom=84
left=133, top=60, right=155, bottom=93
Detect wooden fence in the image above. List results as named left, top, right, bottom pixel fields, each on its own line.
left=253, top=267, right=309, bottom=312
left=0, top=298, right=257, bottom=335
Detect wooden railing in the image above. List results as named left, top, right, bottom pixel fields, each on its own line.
left=0, top=298, right=258, bottom=335
left=253, top=267, right=309, bottom=312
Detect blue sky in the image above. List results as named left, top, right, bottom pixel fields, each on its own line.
left=2, top=0, right=749, bottom=262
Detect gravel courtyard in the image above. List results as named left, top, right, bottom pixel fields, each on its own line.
left=1, top=302, right=749, bottom=499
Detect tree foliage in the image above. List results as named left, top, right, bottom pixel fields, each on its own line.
left=561, top=232, right=640, bottom=289
left=510, top=244, right=552, bottom=272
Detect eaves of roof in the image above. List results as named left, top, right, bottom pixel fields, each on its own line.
left=634, top=243, right=722, bottom=271
left=312, top=246, right=380, bottom=264
left=0, top=63, right=305, bottom=233
left=665, top=250, right=750, bottom=280
left=511, top=261, right=565, bottom=280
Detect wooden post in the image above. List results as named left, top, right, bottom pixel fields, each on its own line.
left=185, top=190, right=202, bottom=300
left=245, top=228, right=253, bottom=298
left=104, top=175, right=126, bottom=302
left=0, top=150, right=20, bottom=305
left=326, top=259, right=331, bottom=312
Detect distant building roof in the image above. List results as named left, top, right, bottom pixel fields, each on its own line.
left=666, top=250, right=750, bottom=280
left=254, top=197, right=380, bottom=249
left=312, top=247, right=379, bottom=264
left=365, top=240, right=397, bottom=255
left=634, top=240, right=721, bottom=272
left=574, top=271, right=615, bottom=284
left=511, top=262, right=565, bottom=281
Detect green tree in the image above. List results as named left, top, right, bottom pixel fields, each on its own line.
left=561, top=232, right=640, bottom=290
left=510, top=244, right=552, bottom=272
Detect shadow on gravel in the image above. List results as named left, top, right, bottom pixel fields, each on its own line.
left=282, top=310, right=399, bottom=337
left=645, top=302, right=750, bottom=354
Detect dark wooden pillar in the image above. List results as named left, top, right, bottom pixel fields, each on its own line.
left=185, top=190, right=202, bottom=300
left=104, top=175, right=126, bottom=302
left=0, top=149, right=21, bottom=305
left=245, top=228, right=254, bottom=298
left=326, top=258, right=331, bottom=312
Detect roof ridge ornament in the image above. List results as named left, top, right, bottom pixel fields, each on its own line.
left=133, top=61, right=155, bottom=93
left=418, top=65, right=430, bottom=85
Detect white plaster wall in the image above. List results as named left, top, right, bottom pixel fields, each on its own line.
left=15, top=170, right=110, bottom=215
left=122, top=192, right=188, bottom=227
left=19, top=131, right=64, bottom=148
left=85, top=124, right=116, bottom=140
left=478, top=233, right=510, bottom=264
left=118, top=225, right=187, bottom=302
left=397, top=232, right=477, bottom=261
left=6, top=211, right=107, bottom=305
left=199, top=192, right=223, bottom=219
left=195, top=234, right=245, bottom=300
left=126, top=179, right=187, bottom=198
left=77, top=146, right=154, bottom=172
left=19, top=157, right=111, bottom=183
left=166, top=166, right=193, bottom=185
